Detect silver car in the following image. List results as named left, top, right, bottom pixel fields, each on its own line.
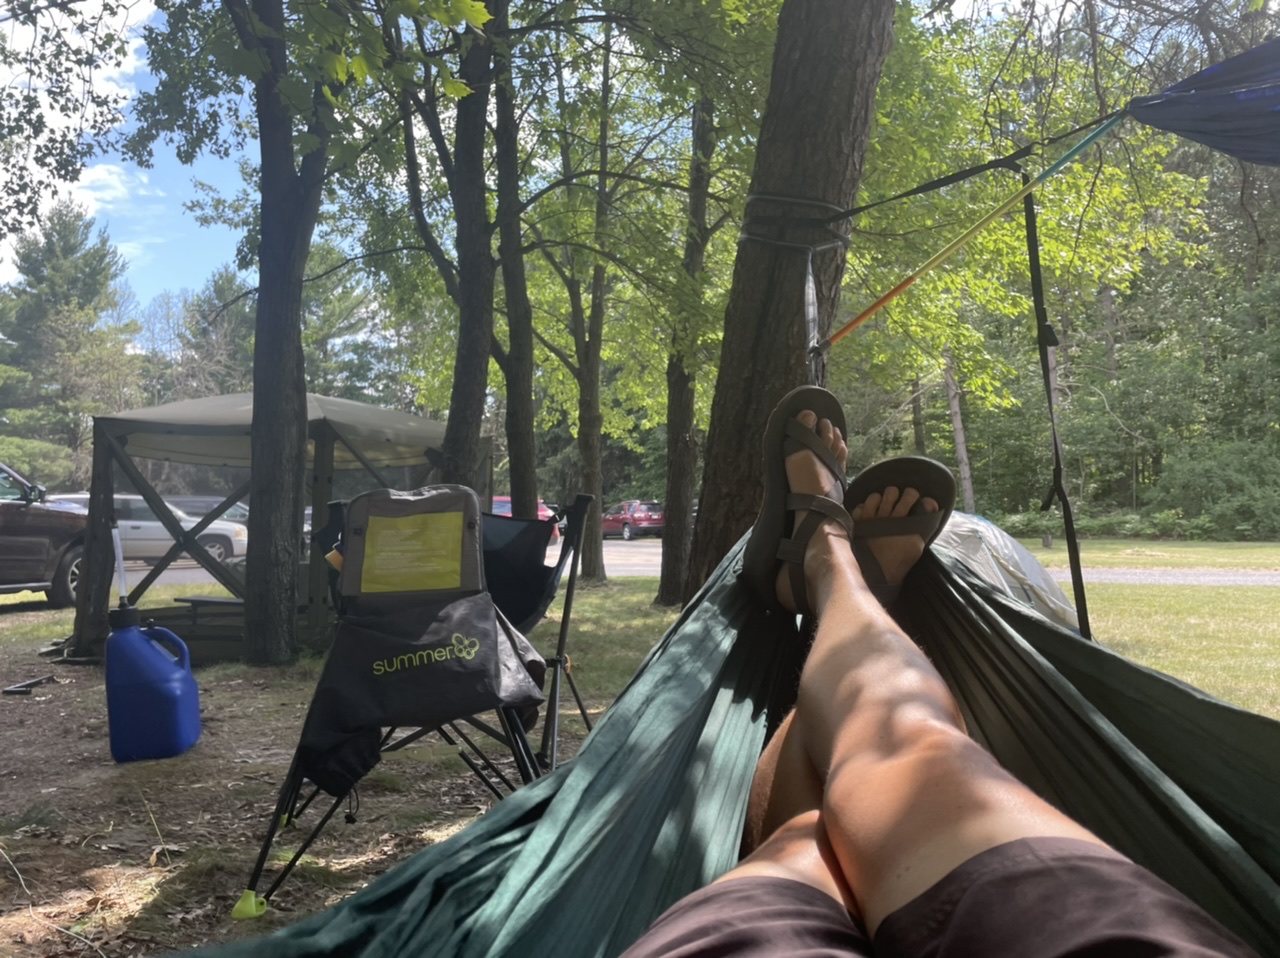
left=50, top=494, right=249, bottom=563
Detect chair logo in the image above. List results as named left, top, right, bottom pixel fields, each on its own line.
left=372, top=633, right=482, bottom=675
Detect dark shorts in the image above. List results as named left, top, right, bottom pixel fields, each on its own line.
left=618, top=837, right=1259, bottom=958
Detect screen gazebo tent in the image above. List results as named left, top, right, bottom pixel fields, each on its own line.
left=67, top=393, right=461, bottom=661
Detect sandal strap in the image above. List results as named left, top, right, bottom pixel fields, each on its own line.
left=853, top=511, right=942, bottom=541
left=776, top=494, right=854, bottom=618
left=784, top=419, right=847, bottom=493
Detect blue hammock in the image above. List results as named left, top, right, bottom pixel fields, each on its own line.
left=1127, top=37, right=1280, bottom=167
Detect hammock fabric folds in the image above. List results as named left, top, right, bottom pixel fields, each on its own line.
left=197, top=538, right=1280, bottom=958
left=1127, top=36, right=1280, bottom=167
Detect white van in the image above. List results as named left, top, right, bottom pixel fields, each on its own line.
left=50, top=494, right=248, bottom=562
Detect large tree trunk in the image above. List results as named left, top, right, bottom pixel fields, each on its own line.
left=492, top=4, right=539, bottom=518
left=239, top=0, right=329, bottom=665
left=685, top=0, right=895, bottom=596
left=656, top=96, right=715, bottom=607
left=439, top=9, right=497, bottom=488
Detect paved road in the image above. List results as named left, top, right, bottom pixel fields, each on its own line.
left=1046, top=567, right=1280, bottom=587
left=596, top=542, right=1280, bottom=587
left=126, top=542, right=1280, bottom=587
left=600, top=539, right=665, bottom=576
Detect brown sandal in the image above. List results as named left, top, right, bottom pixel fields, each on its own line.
left=741, top=387, right=853, bottom=617
left=845, top=456, right=956, bottom=604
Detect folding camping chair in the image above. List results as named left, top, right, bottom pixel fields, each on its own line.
left=233, top=487, right=590, bottom=919
left=484, top=493, right=594, bottom=771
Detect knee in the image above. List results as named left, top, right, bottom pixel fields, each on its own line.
left=826, top=721, right=1011, bottom=817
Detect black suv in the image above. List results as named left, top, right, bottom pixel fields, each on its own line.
left=0, top=463, right=87, bottom=607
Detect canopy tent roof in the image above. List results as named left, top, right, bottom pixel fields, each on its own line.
left=98, top=393, right=446, bottom=470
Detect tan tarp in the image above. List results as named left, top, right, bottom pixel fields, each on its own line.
left=98, top=393, right=446, bottom=468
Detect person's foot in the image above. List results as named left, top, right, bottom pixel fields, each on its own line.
left=774, top=411, right=850, bottom=613
left=848, top=487, right=939, bottom=590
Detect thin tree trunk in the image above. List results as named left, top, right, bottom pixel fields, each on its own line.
left=943, top=349, right=975, bottom=513
left=1100, top=285, right=1120, bottom=381
left=575, top=26, right=612, bottom=581
left=657, top=95, right=715, bottom=607
left=686, top=0, right=895, bottom=596
left=576, top=274, right=606, bottom=580
left=911, top=375, right=927, bottom=456
left=439, top=6, right=497, bottom=487
left=236, top=0, right=330, bottom=664
left=492, top=1, right=538, bottom=518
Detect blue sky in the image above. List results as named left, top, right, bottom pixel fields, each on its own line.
left=0, top=2, right=250, bottom=312
left=79, top=147, right=249, bottom=309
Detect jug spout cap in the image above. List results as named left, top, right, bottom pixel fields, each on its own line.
left=107, top=604, right=141, bottom=630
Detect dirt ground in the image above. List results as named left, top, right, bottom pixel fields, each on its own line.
left=0, top=605, right=581, bottom=957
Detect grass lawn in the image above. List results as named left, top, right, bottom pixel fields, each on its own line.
left=1084, top=583, right=1280, bottom=719
left=1016, top=537, right=1280, bottom=570
left=563, top=575, right=1280, bottom=721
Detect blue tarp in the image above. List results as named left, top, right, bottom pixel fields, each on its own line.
left=1128, top=37, right=1280, bottom=167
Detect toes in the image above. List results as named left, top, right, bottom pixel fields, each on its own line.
left=861, top=491, right=882, bottom=517
left=892, top=487, right=921, bottom=518
left=878, top=486, right=901, bottom=517
left=852, top=486, right=932, bottom=520
left=793, top=410, right=818, bottom=432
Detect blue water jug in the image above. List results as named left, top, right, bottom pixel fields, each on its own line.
left=105, top=606, right=202, bottom=762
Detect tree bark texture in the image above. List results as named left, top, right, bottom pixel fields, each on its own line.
left=685, top=0, right=895, bottom=597
left=440, top=15, right=497, bottom=488
left=493, top=6, right=539, bottom=519
left=943, top=349, right=976, bottom=513
left=911, top=375, right=928, bottom=456
left=69, top=420, right=114, bottom=654
left=557, top=27, right=612, bottom=581
left=240, top=0, right=329, bottom=665
left=657, top=96, right=715, bottom=607
left=574, top=262, right=607, bottom=580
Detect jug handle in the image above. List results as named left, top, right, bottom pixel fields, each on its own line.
left=146, top=629, right=192, bottom=672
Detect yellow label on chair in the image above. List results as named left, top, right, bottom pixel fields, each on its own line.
left=361, top=512, right=464, bottom=592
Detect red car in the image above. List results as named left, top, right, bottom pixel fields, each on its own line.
left=601, top=500, right=664, bottom=540
left=489, top=496, right=560, bottom=541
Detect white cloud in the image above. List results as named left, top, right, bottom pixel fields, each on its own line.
left=72, top=165, right=134, bottom=212
left=0, top=0, right=156, bottom=283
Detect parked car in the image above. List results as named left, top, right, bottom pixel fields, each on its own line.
left=601, top=500, right=664, bottom=540
left=165, top=495, right=250, bottom=523
left=0, top=463, right=87, bottom=607
left=488, top=496, right=560, bottom=542
left=51, top=494, right=249, bottom=562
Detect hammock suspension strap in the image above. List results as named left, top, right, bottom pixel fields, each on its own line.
left=1018, top=165, right=1092, bottom=640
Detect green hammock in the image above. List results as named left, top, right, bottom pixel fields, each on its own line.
left=194, top=538, right=1280, bottom=958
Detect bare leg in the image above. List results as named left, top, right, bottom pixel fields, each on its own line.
left=725, top=409, right=1106, bottom=937
left=793, top=494, right=1106, bottom=935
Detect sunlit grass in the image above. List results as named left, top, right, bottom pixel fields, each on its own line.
left=1083, top=583, right=1280, bottom=720
left=0, top=582, right=235, bottom=649
left=530, top=576, right=678, bottom=711
left=1017, top=538, right=1280, bottom=570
